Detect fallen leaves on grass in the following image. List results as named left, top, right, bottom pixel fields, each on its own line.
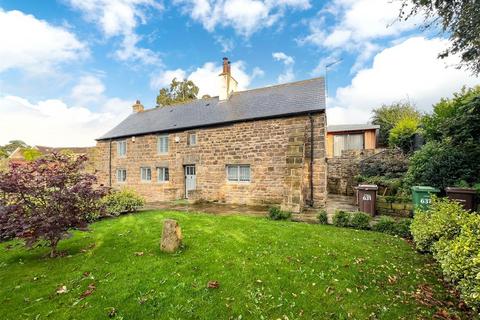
left=207, top=280, right=220, bottom=289
left=56, top=285, right=68, bottom=294
left=80, top=243, right=96, bottom=253
left=412, top=284, right=442, bottom=307
left=80, top=283, right=96, bottom=299
left=433, top=309, right=460, bottom=320
left=387, top=275, right=398, bottom=285
left=107, top=307, right=116, bottom=318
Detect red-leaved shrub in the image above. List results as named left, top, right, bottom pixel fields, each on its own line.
left=0, top=153, right=107, bottom=257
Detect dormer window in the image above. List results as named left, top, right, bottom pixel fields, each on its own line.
left=157, top=134, right=169, bottom=154
left=188, top=132, right=197, bottom=146
left=117, top=140, right=127, bottom=157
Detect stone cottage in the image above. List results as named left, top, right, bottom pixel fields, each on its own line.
left=95, top=58, right=327, bottom=212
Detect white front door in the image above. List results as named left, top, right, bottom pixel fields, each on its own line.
left=185, top=165, right=196, bottom=198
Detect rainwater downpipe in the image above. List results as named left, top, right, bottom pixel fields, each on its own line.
left=108, top=139, right=112, bottom=187
left=309, top=114, right=314, bottom=207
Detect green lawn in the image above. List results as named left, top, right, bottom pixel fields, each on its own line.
left=0, top=211, right=468, bottom=319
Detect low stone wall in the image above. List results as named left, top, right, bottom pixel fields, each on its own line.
left=327, top=149, right=380, bottom=196
left=376, top=196, right=412, bottom=217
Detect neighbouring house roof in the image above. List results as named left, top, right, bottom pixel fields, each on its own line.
left=35, top=146, right=90, bottom=155
left=98, top=77, right=326, bottom=140
left=7, top=146, right=91, bottom=160
left=327, top=124, right=380, bottom=133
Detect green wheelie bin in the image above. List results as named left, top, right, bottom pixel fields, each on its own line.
left=411, top=186, right=441, bottom=212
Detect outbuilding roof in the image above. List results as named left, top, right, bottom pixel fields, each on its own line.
left=98, top=77, right=325, bottom=140
left=327, top=124, right=380, bottom=133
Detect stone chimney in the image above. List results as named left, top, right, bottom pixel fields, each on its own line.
left=132, top=100, right=144, bottom=113
left=219, top=57, right=238, bottom=101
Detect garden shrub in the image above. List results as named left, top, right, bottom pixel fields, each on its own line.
left=349, top=212, right=371, bottom=230
left=0, top=153, right=107, bottom=257
left=410, top=197, right=468, bottom=252
left=372, top=216, right=396, bottom=235
left=372, top=217, right=412, bottom=238
left=404, top=141, right=480, bottom=191
left=317, top=210, right=328, bottom=225
left=411, top=196, right=480, bottom=309
left=359, top=149, right=409, bottom=179
left=357, top=149, right=409, bottom=196
left=371, top=102, right=421, bottom=147
left=433, top=215, right=480, bottom=309
left=394, top=219, right=413, bottom=239
left=388, top=116, right=420, bottom=154
left=102, top=188, right=145, bottom=216
left=268, top=207, right=291, bottom=220
left=332, top=210, right=350, bottom=227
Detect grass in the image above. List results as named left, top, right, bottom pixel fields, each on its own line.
left=0, top=210, right=469, bottom=319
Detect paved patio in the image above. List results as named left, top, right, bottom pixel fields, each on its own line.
left=142, top=194, right=358, bottom=224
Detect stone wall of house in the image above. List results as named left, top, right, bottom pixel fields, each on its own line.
left=326, top=149, right=380, bottom=196
left=95, top=113, right=327, bottom=212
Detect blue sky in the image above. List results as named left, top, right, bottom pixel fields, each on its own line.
left=0, top=0, right=478, bottom=146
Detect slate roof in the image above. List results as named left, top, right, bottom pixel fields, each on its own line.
left=327, top=124, right=380, bottom=133
left=98, top=77, right=325, bottom=140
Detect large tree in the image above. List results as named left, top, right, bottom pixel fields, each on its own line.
left=0, top=140, right=28, bottom=158
left=371, top=102, right=421, bottom=146
left=405, top=86, right=480, bottom=189
left=156, top=78, right=199, bottom=107
left=400, top=0, right=480, bottom=75
left=0, top=153, right=108, bottom=257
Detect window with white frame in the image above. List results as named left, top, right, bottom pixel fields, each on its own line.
left=227, top=165, right=251, bottom=182
left=157, top=167, right=169, bottom=182
left=116, top=169, right=127, bottom=182
left=117, top=140, right=127, bottom=156
left=140, top=167, right=151, bottom=182
left=157, top=134, right=169, bottom=154
left=188, top=132, right=197, bottom=146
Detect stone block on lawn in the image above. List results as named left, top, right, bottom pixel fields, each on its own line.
left=160, top=219, right=183, bottom=253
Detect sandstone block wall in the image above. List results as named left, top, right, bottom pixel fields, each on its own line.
left=95, top=113, right=327, bottom=212
left=327, top=149, right=379, bottom=196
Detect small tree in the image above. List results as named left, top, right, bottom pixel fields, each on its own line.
left=156, top=78, right=199, bottom=107
left=0, top=140, right=28, bottom=158
left=371, top=102, right=421, bottom=146
left=0, top=153, right=107, bottom=257
left=388, top=116, right=420, bottom=154
left=22, top=148, right=42, bottom=161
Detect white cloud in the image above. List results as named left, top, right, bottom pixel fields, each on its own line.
left=0, top=9, right=87, bottom=73
left=214, top=35, right=235, bottom=53
left=174, top=0, right=311, bottom=36
left=150, top=68, right=188, bottom=89
left=150, top=60, right=260, bottom=97
left=299, top=0, right=424, bottom=73
left=273, top=52, right=295, bottom=83
left=0, top=75, right=135, bottom=146
left=189, top=60, right=254, bottom=96
left=301, top=0, right=421, bottom=49
left=327, top=37, right=480, bottom=125
left=70, top=76, right=106, bottom=107
left=0, top=95, right=132, bottom=147
left=66, top=0, right=163, bottom=65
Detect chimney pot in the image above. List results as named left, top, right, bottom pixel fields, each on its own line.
left=132, top=100, right=144, bottom=113
left=222, top=57, right=229, bottom=74
left=219, top=57, right=238, bottom=101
